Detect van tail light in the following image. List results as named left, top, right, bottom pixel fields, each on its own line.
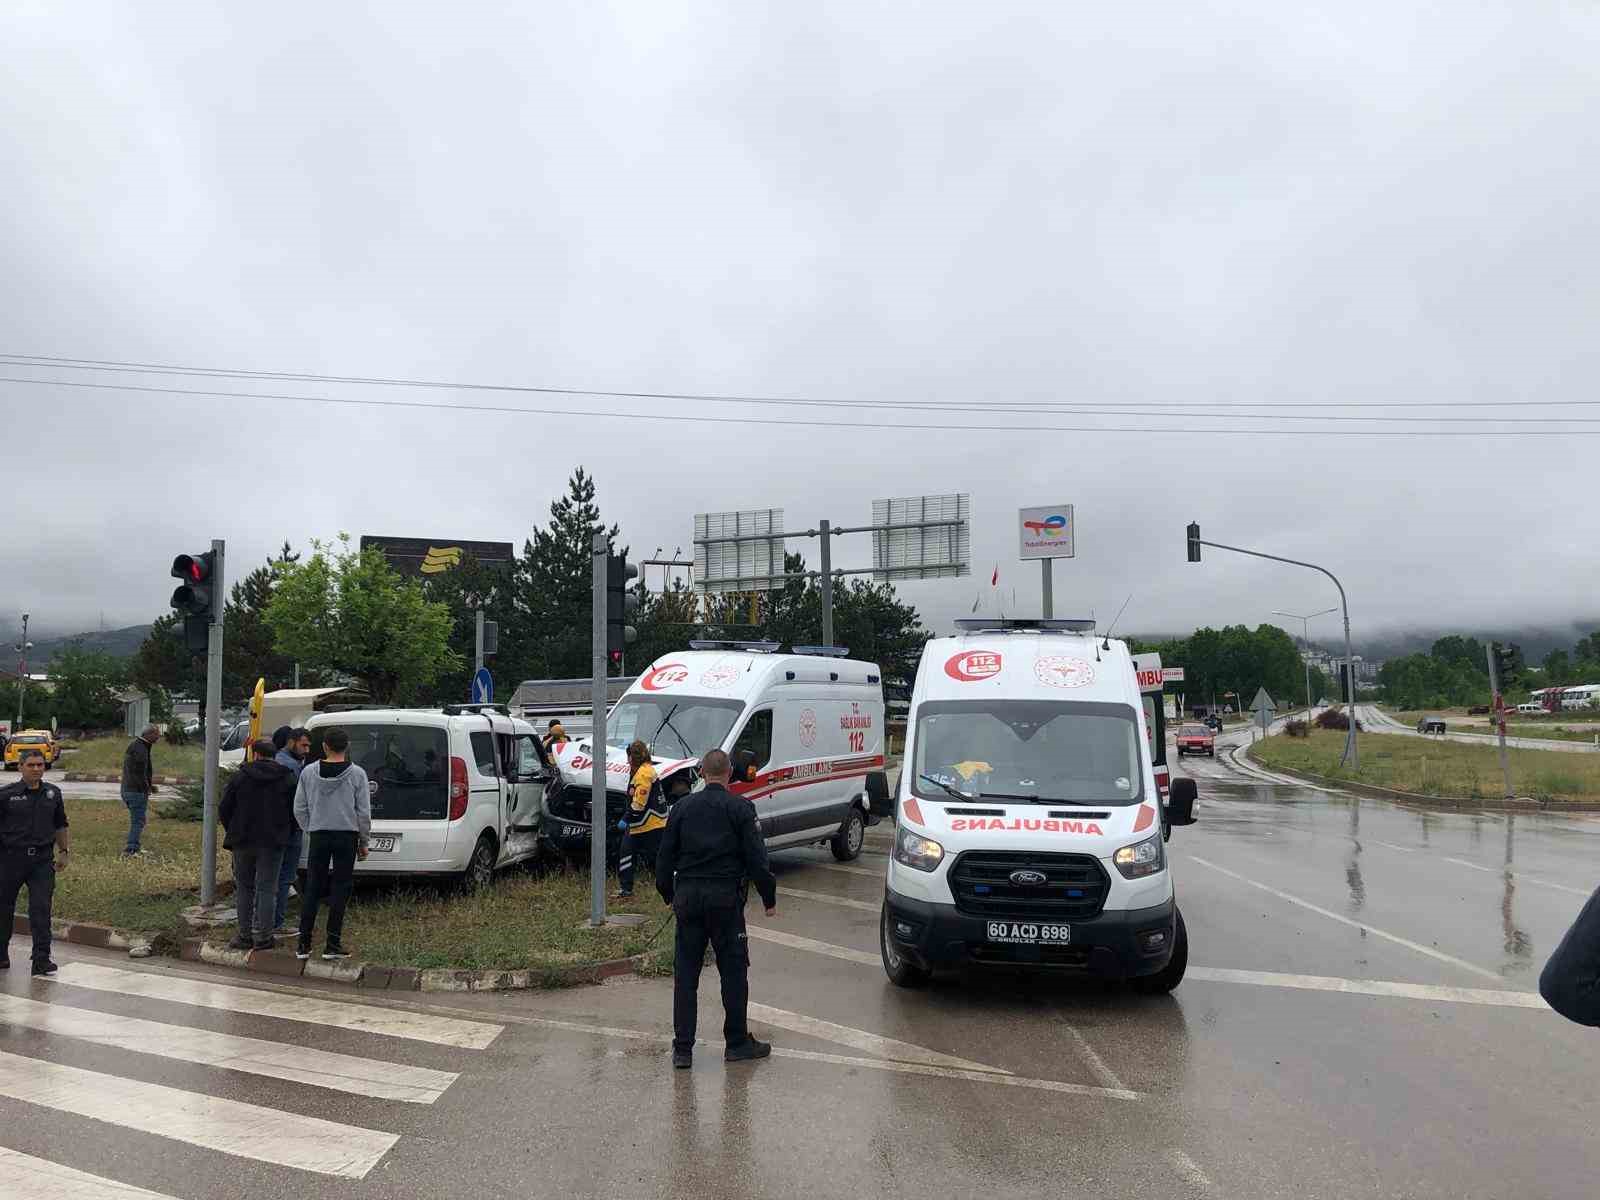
left=1154, top=765, right=1171, bottom=801
left=449, top=756, right=469, bottom=820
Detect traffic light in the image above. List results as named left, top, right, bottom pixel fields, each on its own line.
left=171, top=551, right=220, bottom=653
left=606, top=552, right=639, bottom=662
left=1492, top=642, right=1520, bottom=689
left=1186, top=522, right=1202, bottom=563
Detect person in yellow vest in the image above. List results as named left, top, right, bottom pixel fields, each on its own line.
left=613, top=740, right=667, bottom=900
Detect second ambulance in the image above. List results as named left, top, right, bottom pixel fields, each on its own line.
left=881, top=619, right=1197, bottom=992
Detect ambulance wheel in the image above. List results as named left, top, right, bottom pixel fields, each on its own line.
left=880, top=904, right=929, bottom=988
left=831, top=807, right=866, bottom=861
left=1130, top=907, right=1187, bottom=995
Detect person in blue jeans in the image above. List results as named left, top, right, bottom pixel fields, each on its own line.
left=118, top=725, right=159, bottom=857
left=271, top=726, right=310, bottom=931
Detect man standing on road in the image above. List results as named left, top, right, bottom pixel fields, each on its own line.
left=0, top=749, right=70, bottom=974
left=655, top=748, right=777, bottom=1070
left=293, top=727, right=370, bottom=962
left=119, top=723, right=160, bottom=857
left=221, top=738, right=298, bottom=951
left=271, top=726, right=310, bottom=932
left=613, top=740, right=667, bottom=901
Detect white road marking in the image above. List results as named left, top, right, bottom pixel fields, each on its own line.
left=1162, top=1148, right=1220, bottom=1196
left=1186, top=855, right=1504, bottom=982
left=1185, top=966, right=1546, bottom=1009
left=746, top=926, right=880, bottom=966
left=48, top=962, right=502, bottom=1049
left=1442, top=856, right=1591, bottom=897
left=1372, top=840, right=1417, bottom=854
left=769, top=1045, right=1141, bottom=1101
left=746, top=1002, right=1010, bottom=1074
left=0, top=1146, right=181, bottom=1200
left=0, top=993, right=456, bottom=1103
left=1062, top=1024, right=1127, bottom=1092
left=777, top=886, right=880, bottom=913
left=0, top=1051, right=397, bottom=1179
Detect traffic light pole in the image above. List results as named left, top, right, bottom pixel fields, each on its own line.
left=1486, top=644, right=1514, bottom=800
left=199, top=539, right=225, bottom=906
left=590, top=532, right=608, bottom=927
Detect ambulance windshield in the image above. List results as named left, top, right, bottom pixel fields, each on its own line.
left=912, top=700, right=1144, bottom=805
left=608, top=696, right=744, bottom=758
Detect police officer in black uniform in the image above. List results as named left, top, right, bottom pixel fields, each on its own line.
left=0, top=748, right=70, bottom=974
left=655, top=747, right=777, bottom=1070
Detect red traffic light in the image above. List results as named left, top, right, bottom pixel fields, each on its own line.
left=172, top=553, right=213, bottom=584
left=170, top=551, right=218, bottom=620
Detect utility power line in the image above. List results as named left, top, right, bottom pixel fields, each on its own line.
left=5, top=374, right=1599, bottom=437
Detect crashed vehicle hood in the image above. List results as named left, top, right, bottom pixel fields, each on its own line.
left=552, top=740, right=699, bottom=792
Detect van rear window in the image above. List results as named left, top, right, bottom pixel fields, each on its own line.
left=315, top=726, right=449, bottom=820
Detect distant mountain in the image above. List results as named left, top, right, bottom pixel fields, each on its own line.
left=5, top=624, right=153, bottom=665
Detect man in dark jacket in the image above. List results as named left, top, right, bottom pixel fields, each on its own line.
left=655, top=748, right=778, bottom=1069
left=220, top=738, right=298, bottom=951
left=119, top=724, right=159, bottom=856
left=1541, top=886, right=1600, bottom=1027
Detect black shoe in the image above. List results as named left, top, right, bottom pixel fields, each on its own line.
left=225, top=935, right=253, bottom=951
left=252, top=938, right=276, bottom=951
left=0, top=955, right=9, bottom=970
left=322, top=944, right=353, bottom=961
left=31, top=959, right=58, bottom=977
left=672, top=1049, right=693, bottom=1070
left=724, top=1038, right=771, bottom=1063
left=295, top=941, right=311, bottom=961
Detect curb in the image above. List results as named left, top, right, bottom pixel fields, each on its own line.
left=177, top=937, right=651, bottom=992
left=1241, top=750, right=1600, bottom=811
left=13, top=914, right=152, bottom=957
left=61, top=772, right=195, bottom=785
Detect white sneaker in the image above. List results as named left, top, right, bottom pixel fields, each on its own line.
left=287, top=886, right=298, bottom=899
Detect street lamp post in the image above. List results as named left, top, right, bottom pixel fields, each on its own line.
left=1273, top=607, right=1337, bottom=723
left=14, top=613, right=31, bottom=728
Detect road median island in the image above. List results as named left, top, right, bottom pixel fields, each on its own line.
left=1249, top=729, right=1600, bottom=810
left=45, top=796, right=676, bottom=988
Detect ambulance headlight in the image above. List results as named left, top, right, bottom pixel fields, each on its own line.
left=894, top=827, right=945, bottom=872
left=1113, top=833, right=1164, bottom=879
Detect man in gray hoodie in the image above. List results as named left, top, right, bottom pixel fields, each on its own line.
left=293, top=727, right=371, bottom=961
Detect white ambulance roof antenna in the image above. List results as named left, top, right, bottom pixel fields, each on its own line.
left=1102, top=594, right=1134, bottom=652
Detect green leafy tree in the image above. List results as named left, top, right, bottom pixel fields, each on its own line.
left=1543, top=649, right=1573, bottom=684
left=421, top=551, right=518, bottom=701
left=130, top=613, right=201, bottom=698
left=50, top=643, right=127, bottom=730
left=264, top=535, right=461, bottom=703
left=223, top=545, right=301, bottom=698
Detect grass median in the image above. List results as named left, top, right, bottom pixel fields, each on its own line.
left=60, top=736, right=206, bottom=780
left=1252, top=729, right=1600, bottom=801
left=47, top=796, right=674, bottom=978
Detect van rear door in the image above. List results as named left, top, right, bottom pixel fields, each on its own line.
left=334, top=724, right=454, bottom=872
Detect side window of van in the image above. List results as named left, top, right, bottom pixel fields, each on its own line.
left=470, top=731, right=498, bottom=777
left=731, top=709, right=773, bottom=771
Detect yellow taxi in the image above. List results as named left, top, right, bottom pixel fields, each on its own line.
left=4, top=729, right=61, bottom=770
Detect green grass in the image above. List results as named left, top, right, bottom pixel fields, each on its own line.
left=47, top=796, right=674, bottom=977
left=1252, top=729, right=1600, bottom=801
left=61, top=736, right=205, bottom=780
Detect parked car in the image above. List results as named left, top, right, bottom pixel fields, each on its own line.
left=3, top=729, right=60, bottom=770
left=1175, top=724, right=1216, bottom=757
left=1417, top=716, right=1447, bottom=735
left=1516, top=702, right=1545, bottom=715
left=1467, top=705, right=1491, bottom=716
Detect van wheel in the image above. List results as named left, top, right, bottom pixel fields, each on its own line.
left=460, top=834, right=496, bottom=893
left=880, top=904, right=929, bottom=988
left=831, top=807, right=866, bottom=861
left=1130, top=907, right=1187, bottom=995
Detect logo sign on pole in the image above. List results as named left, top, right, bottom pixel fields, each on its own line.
left=360, top=536, right=515, bottom=578
left=470, top=667, right=494, bottom=703
left=1018, top=505, right=1075, bottom=560
left=872, top=494, right=971, bottom=582
left=694, top=509, right=786, bottom=594
left=1163, top=666, right=1186, bottom=682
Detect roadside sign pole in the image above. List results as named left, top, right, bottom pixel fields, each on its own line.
left=1486, top=644, right=1514, bottom=800
left=818, top=518, right=834, bottom=648
left=1041, top=559, right=1053, bottom=619
left=473, top=608, right=485, bottom=681
left=199, top=539, right=225, bottom=907
left=590, top=532, right=608, bottom=927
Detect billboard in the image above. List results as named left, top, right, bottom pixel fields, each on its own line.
left=872, top=493, right=970, bottom=582
left=1018, top=505, right=1075, bottom=560
left=360, top=536, right=515, bottom=577
left=693, top=509, right=787, bottom=594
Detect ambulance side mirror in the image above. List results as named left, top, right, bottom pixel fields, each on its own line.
left=1167, top=777, right=1198, bottom=827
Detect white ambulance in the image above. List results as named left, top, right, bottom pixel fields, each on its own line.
left=540, top=643, right=891, bottom=864
left=881, top=619, right=1197, bottom=991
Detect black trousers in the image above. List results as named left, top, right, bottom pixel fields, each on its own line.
left=298, top=831, right=358, bottom=947
left=0, top=849, right=54, bottom=961
left=672, top=880, right=750, bottom=1053
left=617, top=826, right=663, bottom=894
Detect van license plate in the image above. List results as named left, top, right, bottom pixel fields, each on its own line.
left=986, top=922, right=1071, bottom=946
left=368, top=835, right=396, bottom=853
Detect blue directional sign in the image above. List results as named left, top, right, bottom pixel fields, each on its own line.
left=471, top=667, right=494, bottom=704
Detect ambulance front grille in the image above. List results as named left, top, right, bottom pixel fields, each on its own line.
left=948, top=851, right=1109, bottom=919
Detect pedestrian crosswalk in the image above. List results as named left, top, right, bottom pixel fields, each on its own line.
left=0, top=957, right=506, bottom=1192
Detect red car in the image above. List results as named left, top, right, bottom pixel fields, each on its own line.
left=1175, top=724, right=1215, bottom=757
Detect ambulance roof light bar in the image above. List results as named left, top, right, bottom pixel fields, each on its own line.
left=954, top=618, right=1098, bottom=634
left=687, top=640, right=782, bottom=653
left=790, top=645, right=851, bottom=658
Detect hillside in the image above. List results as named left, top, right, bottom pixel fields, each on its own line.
left=5, top=624, right=152, bottom=664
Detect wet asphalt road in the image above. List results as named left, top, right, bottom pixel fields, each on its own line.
left=5, top=741, right=1599, bottom=1199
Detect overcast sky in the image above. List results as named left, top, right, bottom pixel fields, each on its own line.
left=4, top=2, right=1597, bottom=650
